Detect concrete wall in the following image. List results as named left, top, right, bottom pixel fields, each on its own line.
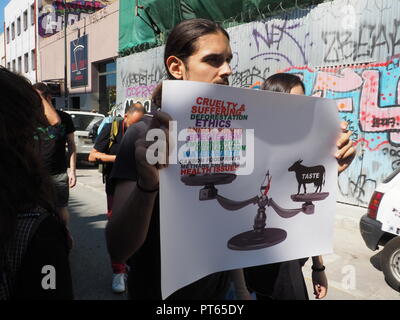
left=4, top=0, right=37, bottom=83
left=116, top=0, right=400, bottom=206
left=38, top=0, right=119, bottom=111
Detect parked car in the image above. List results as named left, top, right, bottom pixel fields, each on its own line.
left=65, top=111, right=105, bottom=161
left=360, top=168, right=400, bottom=292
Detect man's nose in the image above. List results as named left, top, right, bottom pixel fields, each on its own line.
left=220, top=61, right=232, bottom=77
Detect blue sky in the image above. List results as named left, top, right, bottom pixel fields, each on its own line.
left=0, top=0, right=9, bottom=33
left=0, top=0, right=10, bottom=33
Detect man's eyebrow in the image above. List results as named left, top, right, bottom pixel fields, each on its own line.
left=201, top=53, right=233, bottom=61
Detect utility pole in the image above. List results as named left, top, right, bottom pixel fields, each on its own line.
left=64, top=0, right=69, bottom=109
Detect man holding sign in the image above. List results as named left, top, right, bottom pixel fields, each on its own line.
left=105, top=18, right=355, bottom=300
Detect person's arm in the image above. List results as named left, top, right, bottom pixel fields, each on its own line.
left=336, top=121, right=356, bottom=174
left=66, top=132, right=77, bottom=188
left=88, top=123, right=115, bottom=163
left=311, top=255, right=328, bottom=299
left=88, top=148, right=116, bottom=163
left=105, top=111, right=171, bottom=263
left=106, top=180, right=158, bottom=263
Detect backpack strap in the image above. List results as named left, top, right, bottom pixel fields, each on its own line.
left=103, top=117, right=123, bottom=183
left=107, top=118, right=121, bottom=151
left=0, top=210, right=51, bottom=300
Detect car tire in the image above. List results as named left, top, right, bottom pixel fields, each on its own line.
left=380, top=236, right=400, bottom=292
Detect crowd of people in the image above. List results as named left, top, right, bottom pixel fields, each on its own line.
left=0, top=18, right=355, bottom=300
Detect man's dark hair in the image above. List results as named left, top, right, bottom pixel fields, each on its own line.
left=33, top=82, right=52, bottom=99
left=164, top=18, right=230, bottom=80
left=262, top=73, right=305, bottom=94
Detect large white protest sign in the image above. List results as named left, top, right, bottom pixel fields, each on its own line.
left=159, top=80, right=340, bottom=299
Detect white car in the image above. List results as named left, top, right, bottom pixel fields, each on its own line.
left=360, top=168, right=400, bottom=292
left=65, top=111, right=105, bottom=161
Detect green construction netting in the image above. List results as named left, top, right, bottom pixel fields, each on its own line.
left=119, top=0, right=159, bottom=54
left=119, top=0, right=324, bottom=55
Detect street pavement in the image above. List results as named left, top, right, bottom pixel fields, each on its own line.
left=304, top=203, right=399, bottom=300
left=69, top=164, right=126, bottom=300
left=68, top=166, right=400, bottom=300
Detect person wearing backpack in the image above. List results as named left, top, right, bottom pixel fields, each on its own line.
left=88, top=102, right=144, bottom=293
left=0, top=67, right=73, bottom=300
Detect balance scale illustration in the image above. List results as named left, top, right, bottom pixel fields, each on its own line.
left=181, top=160, right=329, bottom=251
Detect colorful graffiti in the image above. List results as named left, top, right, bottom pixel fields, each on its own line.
left=281, top=58, right=400, bottom=205
left=119, top=63, right=167, bottom=114
left=284, top=59, right=400, bottom=148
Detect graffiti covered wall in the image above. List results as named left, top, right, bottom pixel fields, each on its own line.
left=116, top=46, right=166, bottom=115
left=284, top=60, right=400, bottom=206
left=117, top=0, right=400, bottom=206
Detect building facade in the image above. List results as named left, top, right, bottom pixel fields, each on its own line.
left=37, top=0, right=119, bottom=112
left=4, top=0, right=37, bottom=83
left=0, top=33, right=5, bottom=67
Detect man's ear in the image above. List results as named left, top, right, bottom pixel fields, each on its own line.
left=166, top=56, right=186, bottom=80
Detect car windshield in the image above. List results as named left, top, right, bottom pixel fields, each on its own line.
left=69, top=114, right=104, bottom=131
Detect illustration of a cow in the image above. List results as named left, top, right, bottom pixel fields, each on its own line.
left=288, top=160, right=325, bottom=194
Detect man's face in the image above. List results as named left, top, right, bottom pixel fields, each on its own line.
left=181, top=31, right=233, bottom=85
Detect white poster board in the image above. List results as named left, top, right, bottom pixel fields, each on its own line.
left=160, top=80, right=340, bottom=299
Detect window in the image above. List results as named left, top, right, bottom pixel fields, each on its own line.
left=98, top=60, right=117, bottom=115
left=11, top=22, right=15, bottom=40
left=6, top=27, right=10, bottom=44
left=12, top=60, right=16, bottom=72
left=98, top=61, right=116, bottom=73
left=31, top=4, right=35, bottom=25
left=7, top=62, right=10, bottom=70
left=24, top=53, right=29, bottom=73
left=23, top=10, right=28, bottom=31
left=69, top=113, right=106, bottom=130
left=31, top=49, right=36, bottom=71
left=18, top=57, right=22, bottom=73
left=17, top=17, right=21, bottom=36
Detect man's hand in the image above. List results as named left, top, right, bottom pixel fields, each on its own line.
left=68, top=170, right=76, bottom=188
left=336, top=121, right=356, bottom=174
left=312, top=270, right=328, bottom=299
left=135, top=110, right=172, bottom=190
